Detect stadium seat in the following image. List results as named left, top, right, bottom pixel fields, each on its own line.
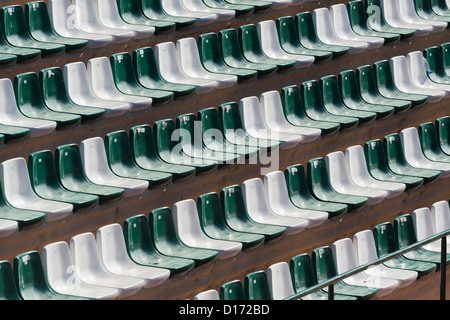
left=149, top=207, right=219, bottom=267
left=220, top=279, right=246, bottom=300
left=0, top=123, right=29, bottom=144
left=245, top=270, right=272, bottom=300
left=25, top=1, right=88, bottom=53
left=86, top=57, right=153, bottom=112
left=64, top=62, right=130, bottom=118
left=182, top=0, right=235, bottom=22
left=140, top=0, right=195, bottom=30
left=431, top=200, right=450, bottom=244
left=28, top=150, right=99, bottom=212
left=69, top=232, right=144, bottom=299
left=96, top=223, right=171, bottom=288
left=443, top=43, right=450, bottom=76
left=398, top=0, right=448, bottom=32
left=307, top=157, right=368, bottom=212
left=220, top=184, right=287, bottom=242
left=353, top=230, right=418, bottom=288
left=345, top=145, right=406, bottom=199
left=267, top=261, right=296, bottom=300
left=202, top=0, right=254, bottom=17
left=42, top=241, right=119, bottom=300
left=264, top=171, right=329, bottom=228
left=129, top=124, right=196, bottom=181
left=14, top=250, right=86, bottom=300
left=0, top=220, right=18, bottom=239
left=413, top=0, right=450, bottom=22
left=437, top=116, right=450, bottom=155
left=429, top=0, right=450, bottom=16
left=419, top=122, right=450, bottom=162
left=13, top=72, right=81, bottom=130
left=160, top=0, right=217, bottom=26
left=110, top=52, right=175, bottom=104
left=242, top=177, right=309, bottom=236
left=0, top=157, right=72, bottom=222
left=423, top=46, right=450, bottom=85
left=104, top=130, right=173, bottom=189
left=0, top=17, right=40, bottom=63
left=55, top=144, right=125, bottom=204
left=194, top=289, right=220, bottom=300
left=0, top=52, right=17, bottom=67
left=0, top=260, right=21, bottom=300
left=80, top=137, right=149, bottom=198
left=177, top=37, right=237, bottom=89
left=407, top=51, right=450, bottom=94
left=173, top=199, right=243, bottom=260
left=123, top=214, right=195, bottom=276
left=413, top=207, right=450, bottom=252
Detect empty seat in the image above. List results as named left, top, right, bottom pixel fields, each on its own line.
left=437, top=116, right=450, bottom=155
left=423, top=46, right=450, bottom=85
left=429, top=0, right=450, bottom=17
left=140, top=0, right=196, bottom=30
left=0, top=260, right=21, bottom=300
left=194, top=289, right=220, bottom=300
left=267, top=262, right=296, bottom=300
left=398, top=0, right=448, bottom=33
left=413, top=207, right=449, bottom=253
left=245, top=270, right=272, bottom=300
left=418, top=122, right=450, bottom=163
left=161, top=0, right=217, bottom=26
left=441, top=43, right=450, bottom=77
left=413, top=0, right=450, bottom=22
left=220, top=279, right=246, bottom=300
left=0, top=18, right=40, bottom=63
left=431, top=200, right=450, bottom=244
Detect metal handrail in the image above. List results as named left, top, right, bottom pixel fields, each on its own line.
left=284, top=229, right=449, bottom=300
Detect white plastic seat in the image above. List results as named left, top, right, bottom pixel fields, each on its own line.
left=172, top=199, right=242, bottom=260
left=194, top=289, right=220, bottom=300
left=398, top=0, right=448, bottom=33
left=332, top=238, right=399, bottom=298
left=242, top=178, right=309, bottom=236
left=42, top=241, right=119, bottom=300
left=176, top=37, right=237, bottom=90
left=239, top=96, right=302, bottom=150
left=96, top=224, right=171, bottom=288
left=64, top=62, right=129, bottom=118
left=345, top=145, right=406, bottom=199
left=49, top=0, right=112, bottom=49
left=431, top=201, right=450, bottom=246
left=93, top=0, right=155, bottom=40
left=390, top=56, right=445, bottom=104
left=381, top=0, right=432, bottom=37
left=80, top=137, right=149, bottom=198
left=0, top=79, right=56, bottom=137
left=161, top=0, right=217, bottom=26
left=182, top=0, right=234, bottom=22
left=257, top=20, right=315, bottom=69
left=260, top=90, right=322, bottom=144
left=329, top=4, right=384, bottom=50
left=400, top=127, right=450, bottom=178
left=412, top=207, right=446, bottom=253
left=312, top=8, right=368, bottom=55
left=0, top=158, right=72, bottom=222
left=326, top=151, right=388, bottom=205
left=263, top=170, right=329, bottom=228
left=0, top=219, right=18, bottom=239
left=155, top=42, right=217, bottom=95
left=267, top=262, right=296, bottom=300
left=353, top=230, right=418, bottom=288
left=73, top=0, right=134, bottom=45
left=70, top=232, right=144, bottom=299
left=87, top=57, right=152, bottom=112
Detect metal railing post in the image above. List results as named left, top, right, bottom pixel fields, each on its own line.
left=441, top=235, right=447, bottom=300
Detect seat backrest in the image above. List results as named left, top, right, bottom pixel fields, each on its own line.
left=346, top=0, right=369, bottom=29
left=332, top=238, right=359, bottom=274
left=320, top=75, right=346, bottom=108
left=104, top=130, right=136, bottom=170
left=220, top=279, right=246, bottom=300
left=219, top=101, right=244, bottom=133
left=244, top=270, right=272, bottom=300
left=311, top=246, right=338, bottom=283
left=284, top=164, right=314, bottom=206
left=197, top=32, right=224, bottom=68
left=176, top=113, right=200, bottom=149
left=197, top=192, right=228, bottom=233
left=42, top=241, right=76, bottom=291
left=264, top=170, right=293, bottom=211
left=345, top=145, right=376, bottom=184
left=295, top=12, right=318, bottom=42
left=412, top=207, right=436, bottom=241
left=307, top=157, right=334, bottom=192
left=423, top=46, right=446, bottom=77
left=14, top=251, right=52, bottom=299
left=260, top=90, right=291, bottom=128
left=238, top=23, right=263, bottom=56
left=383, top=133, right=409, bottom=166
left=220, top=184, right=249, bottom=222
left=55, top=143, right=88, bottom=184
left=172, top=199, right=205, bottom=243
left=87, top=56, right=121, bottom=98
left=40, top=67, right=72, bottom=105
left=197, top=107, right=223, bottom=144
left=133, top=46, right=163, bottom=84
left=129, top=124, right=160, bottom=164
left=110, top=52, right=140, bottom=88
left=153, top=119, right=179, bottom=157
left=28, top=150, right=60, bottom=191
left=353, top=229, right=380, bottom=265
left=123, top=214, right=159, bottom=258
left=300, top=80, right=326, bottom=113
left=96, top=223, right=131, bottom=268
left=357, top=65, right=380, bottom=96
left=364, top=139, right=389, bottom=172
left=69, top=232, right=105, bottom=277
left=0, top=260, right=20, bottom=300
left=418, top=122, right=441, bottom=155
left=442, top=43, right=450, bottom=73
left=280, top=85, right=308, bottom=123
left=394, top=214, right=418, bottom=248
left=373, top=60, right=398, bottom=91
left=116, top=0, right=143, bottom=20
left=268, top=261, right=295, bottom=300
left=431, top=200, right=450, bottom=234
left=325, top=151, right=354, bottom=190
left=373, top=222, right=399, bottom=257
left=25, top=1, right=55, bottom=35
left=290, top=253, right=318, bottom=293
left=276, top=16, right=300, bottom=47
left=149, top=207, right=179, bottom=246
left=436, top=116, right=449, bottom=150
left=239, top=96, right=268, bottom=132
left=13, top=72, right=45, bottom=111
left=219, top=28, right=244, bottom=61
left=80, top=137, right=113, bottom=178
left=242, top=178, right=272, bottom=215
left=194, top=289, right=219, bottom=300
left=339, top=69, right=362, bottom=102
left=2, top=5, right=31, bottom=39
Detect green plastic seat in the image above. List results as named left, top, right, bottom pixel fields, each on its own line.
left=430, top=0, right=450, bottom=15
left=346, top=1, right=400, bottom=43
left=123, top=214, right=195, bottom=277
left=220, top=185, right=287, bottom=242
left=55, top=144, right=125, bottom=204
left=290, top=253, right=357, bottom=300
left=13, top=72, right=81, bottom=130
left=320, top=75, right=377, bottom=124
left=0, top=122, right=29, bottom=143
left=300, top=80, right=359, bottom=130
left=133, top=47, right=195, bottom=99
left=356, top=65, right=411, bottom=113
left=339, top=70, right=395, bottom=119
left=28, top=150, right=99, bottom=212
left=373, top=60, right=428, bottom=107
left=197, top=192, right=265, bottom=250
left=219, top=28, right=277, bottom=78
left=198, top=32, right=258, bottom=83
left=373, top=222, right=437, bottom=278
left=437, top=116, right=450, bottom=155
left=220, top=279, right=246, bottom=300
left=284, top=164, right=348, bottom=219
left=296, top=12, right=350, bottom=58
left=364, top=139, right=424, bottom=190
left=110, top=52, right=174, bottom=105
left=116, top=0, right=176, bottom=33
left=25, top=1, right=88, bottom=53
left=1, top=5, right=65, bottom=58
left=153, top=119, right=218, bottom=175
left=0, top=53, right=16, bottom=67
left=280, top=85, right=340, bottom=136
left=203, top=0, right=254, bottom=16
left=394, top=214, right=450, bottom=267
left=443, top=43, right=450, bottom=76
left=239, top=24, right=296, bottom=73
left=423, top=46, right=450, bottom=85
left=14, top=251, right=87, bottom=300
left=312, top=246, right=378, bottom=300
left=150, top=207, right=219, bottom=267
left=40, top=67, right=106, bottom=123
left=418, top=122, right=450, bottom=163
left=225, top=0, right=270, bottom=12
left=244, top=270, right=272, bottom=300
left=365, top=0, right=416, bottom=39
left=276, top=16, right=333, bottom=63
left=383, top=133, right=441, bottom=184
left=104, top=130, right=173, bottom=189
left=307, top=157, right=368, bottom=212
left=414, top=0, right=450, bottom=22
left=129, top=124, right=196, bottom=181
left=141, top=0, right=196, bottom=29
left=0, top=260, right=21, bottom=300
left=219, top=101, right=281, bottom=151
